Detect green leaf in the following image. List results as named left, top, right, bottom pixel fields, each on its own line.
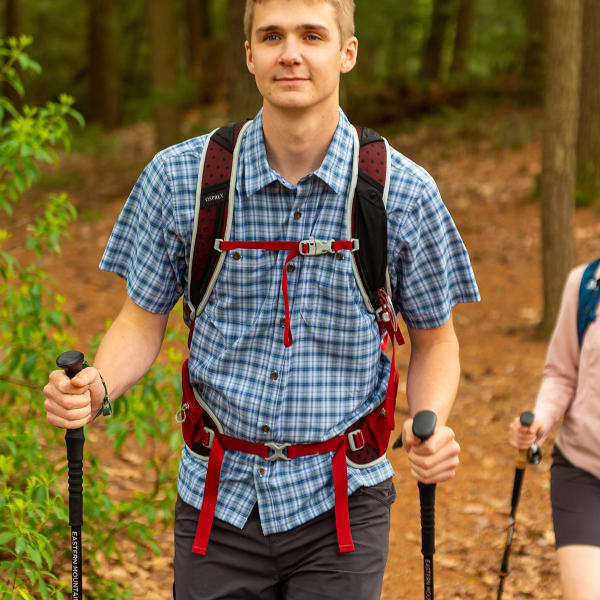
left=0, top=530, right=16, bottom=545
left=26, top=544, right=43, bottom=568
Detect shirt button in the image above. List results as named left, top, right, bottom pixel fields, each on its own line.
left=293, top=211, right=302, bottom=220
left=232, top=252, right=241, bottom=260
left=336, top=252, right=344, bottom=261
left=270, top=371, right=278, bottom=381
left=257, top=467, right=265, bottom=476
left=261, top=424, right=270, bottom=433
left=279, top=317, right=286, bottom=327
left=286, top=263, right=296, bottom=273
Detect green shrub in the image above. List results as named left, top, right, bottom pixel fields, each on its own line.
left=0, top=36, right=183, bottom=599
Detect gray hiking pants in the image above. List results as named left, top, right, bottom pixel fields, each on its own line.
left=173, top=478, right=396, bottom=600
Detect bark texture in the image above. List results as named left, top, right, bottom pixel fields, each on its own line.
left=577, top=0, right=600, bottom=200
left=540, top=0, right=583, bottom=334
left=227, top=0, right=261, bottom=122
left=420, top=0, right=457, bottom=80
left=88, top=0, right=119, bottom=127
left=450, top=0, right=476, bottom=74
left=148, top=0, right=181, bottom=150
left=522, top=0, right=548, bottom=102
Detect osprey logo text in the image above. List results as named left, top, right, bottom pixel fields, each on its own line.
left=202, top=191, right=226, bottom=207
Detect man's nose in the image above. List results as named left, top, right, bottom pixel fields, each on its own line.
left=278, top=37, right=302, bottom=65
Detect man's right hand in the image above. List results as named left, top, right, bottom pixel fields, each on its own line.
left=507, top=415, right=543, bottom=450
left=44, top=367, right=104, bottom=429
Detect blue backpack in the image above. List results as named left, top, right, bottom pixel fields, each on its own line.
left=577, top=258, right=600, bottom=346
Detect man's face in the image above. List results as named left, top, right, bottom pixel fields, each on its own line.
left=245, top=0, right=357, bottom=113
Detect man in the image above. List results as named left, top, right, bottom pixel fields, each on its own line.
left=44, top=1, right=479, bottom=598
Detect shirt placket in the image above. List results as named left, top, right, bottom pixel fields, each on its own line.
left=253, top=178, right=314, bottom=488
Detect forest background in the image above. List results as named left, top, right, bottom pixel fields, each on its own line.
left=0, top=0, right=599, bottom=598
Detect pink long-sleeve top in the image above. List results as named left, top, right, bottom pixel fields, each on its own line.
left=534, top=262, right=600, bottom=480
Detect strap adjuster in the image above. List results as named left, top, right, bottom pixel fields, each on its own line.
left=202, top=427, right=215, bottom=449
left=299, top=237, right=335, bottom=256
left=214, top=238, right=223, bottom=252
left=347, top=430, right=365, bottom=452
left=265, top=442, right=291, bottom=461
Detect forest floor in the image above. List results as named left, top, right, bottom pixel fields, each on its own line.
left=11, top=105, right=599, bottom=599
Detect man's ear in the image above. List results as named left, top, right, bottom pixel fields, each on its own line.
left=245, top=41, right=255, bottom=75
left=340, top=36, right=358, bottom=74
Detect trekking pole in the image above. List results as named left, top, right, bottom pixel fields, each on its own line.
left=56, top=350, right=88, bottom=600
left=412, top=410, right=438, bottom=600
left=496, top=410, right=542, bottom=600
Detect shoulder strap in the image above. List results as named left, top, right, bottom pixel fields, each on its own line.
left=188, top=122, right=391, bottom=322
left=349, top=125, right=391, bottom=314
left=577, top=258, right=600, bottom=346
left=187, top=121, right=250, bottom=320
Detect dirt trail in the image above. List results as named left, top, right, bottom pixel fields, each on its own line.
left=15, top=110, right=599, bottom=599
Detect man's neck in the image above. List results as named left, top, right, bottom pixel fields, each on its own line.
left=261, top=104, right=340, bottom=186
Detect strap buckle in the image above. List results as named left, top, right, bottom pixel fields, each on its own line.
left=376, top=289, right=398, bottom=332
left=347, top=429, right=365, bottom=452
left=299, top=237, right=335, bottom=256
left=265, top=441, right=291, bottom=461
left=202, top=427, right=215, bottom=449
left=214, top=238, right=223, bottom=252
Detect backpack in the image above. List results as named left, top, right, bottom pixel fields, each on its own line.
left=578, top=258, right=600, bottom=346
left=184, top=120, right=396, bottom=336
left=177, top=120, right=405, bottom=556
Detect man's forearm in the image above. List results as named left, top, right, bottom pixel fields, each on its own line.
left=93, top=297, right=170, bottom=402
left=405, top=316, right=460, bottom=427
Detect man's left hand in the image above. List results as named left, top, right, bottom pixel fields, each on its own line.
left=401, top=418, right=460, bottom=484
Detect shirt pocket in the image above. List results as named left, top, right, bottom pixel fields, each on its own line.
left=201, top=249, right=276, bottom=347
left=298, top=254, right=381, bottom=396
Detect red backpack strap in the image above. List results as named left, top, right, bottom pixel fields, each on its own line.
left=186, top=122, right=248, bottom=322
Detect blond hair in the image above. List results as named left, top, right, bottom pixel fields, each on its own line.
left=244, top=0, right=355, bottom=45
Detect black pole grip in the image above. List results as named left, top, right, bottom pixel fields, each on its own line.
left=418, top=481, right=436, bottom=556
left=519, top=411, right=534, bottom=428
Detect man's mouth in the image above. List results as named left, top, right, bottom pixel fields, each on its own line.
left=276, top=77, right=309, bottom=83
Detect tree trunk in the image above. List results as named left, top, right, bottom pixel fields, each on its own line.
left=521, top=0, right=548, bottom=103
left=87, top=0, right=119, bottom=128
left=148, top=0, right=181, bottom=150
left=577, top=0, right=600, bottom=201
left=186, top=0, right=211, bottom=72
left=420, top=0, right=457, bottom=80
left=450, top=0, right=476, bottom=74
left=540, top=0, right=582, bottom=334
left=3, top=0, right=21, bottom=107
left=227, top=0, right=261, bottom=122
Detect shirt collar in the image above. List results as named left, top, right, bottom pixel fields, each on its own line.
left=242, top=107, right=355, bottom=197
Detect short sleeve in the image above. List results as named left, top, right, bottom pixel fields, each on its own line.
left=99, top=153, right=186, bottom=314
left=388, top=174, right=480, bottom=329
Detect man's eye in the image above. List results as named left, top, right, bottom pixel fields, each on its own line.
left=306, top=34, right=321, bottom=41
left=265, top=33, right=279, bottom=41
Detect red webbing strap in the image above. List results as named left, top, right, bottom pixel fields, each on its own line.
left=191, top=431, right=354, bottom=554
left=192, top=435, right=225, bottom=555
left=286, top=434, right=353, bottom=553
left=377, top=289, right=405, bottom=431
left=219, top=240, right=356, bottom=347
left=332, top=438, right=354, bottom=552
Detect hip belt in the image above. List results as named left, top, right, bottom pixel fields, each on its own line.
left=177, top=360, right=392, bottom=555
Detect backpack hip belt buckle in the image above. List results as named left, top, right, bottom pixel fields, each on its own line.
left=265, top=442, right=291, bottom=461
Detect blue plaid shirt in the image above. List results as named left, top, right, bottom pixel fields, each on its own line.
left=100, top=108, right=479, bottom=535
